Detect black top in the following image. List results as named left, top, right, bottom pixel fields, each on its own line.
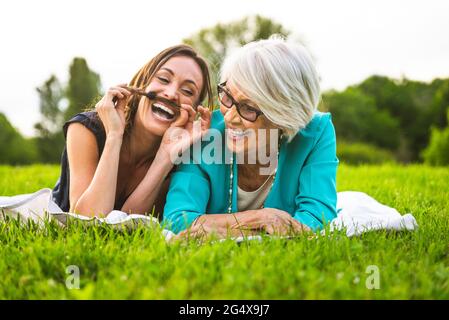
left=52, top=111, right=173, bottom=216
left=52, top=112, right=106, bottom=212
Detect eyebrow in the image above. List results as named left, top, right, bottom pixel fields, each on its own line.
left=160, top=67, right=199, bottom=90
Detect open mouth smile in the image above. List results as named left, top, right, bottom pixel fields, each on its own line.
left=151, top=102, right=178, bottom=122
left=227, top=128, right=251, bottom=141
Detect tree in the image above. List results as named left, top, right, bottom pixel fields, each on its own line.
left=34, top=75, right=66, bottom=163
left=183, top=15, right=291, bottom=100
left=355, top=75, right=441, bottom=161
left=429, top=79, right=449, bottom=129
left=422, top=108, right=449, bottom=166
left=0, top=113, right=39, bottom=164
left=64, top=57, right=102, bottom=121
left=322, top=88, right=401, bottom=152
left=34, top=57, right=102, bottom=163
left=35, top=74, right=65, bottom=133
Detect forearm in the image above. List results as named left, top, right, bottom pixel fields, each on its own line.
left=121, top=151, right=174, bottom=214
left=72, top=135, right=123, bottom=216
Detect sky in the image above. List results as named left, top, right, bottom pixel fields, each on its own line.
left=1, top=0, right=449, bottom=137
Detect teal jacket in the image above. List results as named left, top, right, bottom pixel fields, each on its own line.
left=163, top=110, right=339, bottom=234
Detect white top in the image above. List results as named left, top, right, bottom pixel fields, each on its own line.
left=237, top=176, right=274, bottom=211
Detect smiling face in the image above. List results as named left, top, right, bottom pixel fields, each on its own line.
left=220, top=80, right=278, bottom=158
left=135, top=55, right=204, bottom=136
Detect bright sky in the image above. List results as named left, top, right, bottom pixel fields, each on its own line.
left=1, top=0, right=449, bottom=136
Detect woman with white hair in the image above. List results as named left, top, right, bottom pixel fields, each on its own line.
left=163, top=37, right=338, bottom=238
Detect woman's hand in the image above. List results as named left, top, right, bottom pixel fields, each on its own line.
left=95, top=84, right=131, bottom=138
left=173, top=214, right=260, bottom=241
left=257, top=208, right=311, bottom=235
left=172, top=208, right=311, bottom=242
left=159, top=104, right=211, bottom=163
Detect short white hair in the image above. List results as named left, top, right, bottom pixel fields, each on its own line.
left=220, top=36, right=321, bottom=141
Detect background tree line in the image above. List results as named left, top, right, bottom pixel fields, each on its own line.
left=0, top=57, right=102, bottom=164
left=1, top=15, right=448, bottom=166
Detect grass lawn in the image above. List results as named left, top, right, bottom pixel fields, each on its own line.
left=0, top=164, right=448, bottom=299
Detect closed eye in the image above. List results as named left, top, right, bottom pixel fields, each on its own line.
left=157, top=76, right=169, bottom=83
left=182, top=88, right=194, bottom=96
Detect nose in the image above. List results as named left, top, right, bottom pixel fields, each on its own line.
left=224, top=105, right=242, bottom=124
left=161, top=83, right=179, bottom=102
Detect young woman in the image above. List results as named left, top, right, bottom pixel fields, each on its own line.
left=163, top=37, right=338, bottom=238
left=52, top=44, right=212, bottom=219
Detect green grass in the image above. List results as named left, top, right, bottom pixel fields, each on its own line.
left=0, top=164, right=448, bottom=299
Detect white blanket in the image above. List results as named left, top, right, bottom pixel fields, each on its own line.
left=0, top=188, right=417, bottom=240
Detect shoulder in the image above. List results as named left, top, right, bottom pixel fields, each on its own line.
left=64, top=111, right=106, bottom=154
left=298, top=111, right=334, bottom=139
left=66, top=121, right=99, bottom=155
left=285, top=111, right=336, bottom=156
left=63, top=111, right=104, bottom=138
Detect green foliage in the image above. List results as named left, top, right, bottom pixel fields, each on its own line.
left=0, top=113, right=39, bottom=165
left=35, top=75, right=65, bottom=132
left=64, top=57, right=102, bottom=121
left=0, top=57, right=99, bottom=165
left=322, top=76, right=449, bottom=163
left=323, top=88, right=400, bottom=150
left=337, top=140, right=396, bottom=165
left=422, top=109, right=449, bottom=166
left=0, top=164, right=448, bottom=299
left=32, top=57, right=102, bottom=164
left=355, top=76, right=449, bottom=161
left=34, top=75, right=66, bottom=163
left=32, top=130, right=65, bottom=164
left=430, top=79, right=449, bottom=129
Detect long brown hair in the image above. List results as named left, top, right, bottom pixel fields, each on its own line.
left=124, top=44, right=213, bottom=135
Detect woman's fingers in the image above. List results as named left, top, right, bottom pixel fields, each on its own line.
left=197, top=105, right=210, bottom=116
left=95, top=85, right=131, bottom=136
left=104, top=89, right=125, bottom=104
left=180, top=104, right=197, bottom=123
left=258, top=208, right=310, bottom=236
left=102, top=88, right=129, bottom=112
left=197, top=106, right=211, bottom=130
left=174, top=225, right=203, bottom=241
left=197, top=105, right=211, bottom=121
left=170, top=107, right=189, bottom=128
left=113, top=85, right=132, bottom=96
left=193, top=106, right=211, bottom=139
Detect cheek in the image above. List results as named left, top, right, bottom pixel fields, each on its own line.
left=145, top=80, right=160, bottom=91
left=137, top=99, right=150, bottom=117
left=220, top=105, right=228, bottom=117
left=250, top=121, right=270, bottom=145
left=180, top=96, right=198, bottom=108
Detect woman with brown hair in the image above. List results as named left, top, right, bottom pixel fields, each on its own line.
left=51, top=44, right=212, bottom=219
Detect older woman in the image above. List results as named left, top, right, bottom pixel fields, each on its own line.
left=163, top=37, right=338, bottom=238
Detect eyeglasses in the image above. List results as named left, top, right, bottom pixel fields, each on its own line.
left=217, top=82, right=264, bottom=122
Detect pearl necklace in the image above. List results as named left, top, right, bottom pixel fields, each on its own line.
left=227, top=141, right=280, bottom=214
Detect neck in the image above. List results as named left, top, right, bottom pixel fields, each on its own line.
left=238, top=161, right=276, bottom=179
left=238, top=147, right=278, bottom=178
left=122, top=119, right=162, bottom=167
